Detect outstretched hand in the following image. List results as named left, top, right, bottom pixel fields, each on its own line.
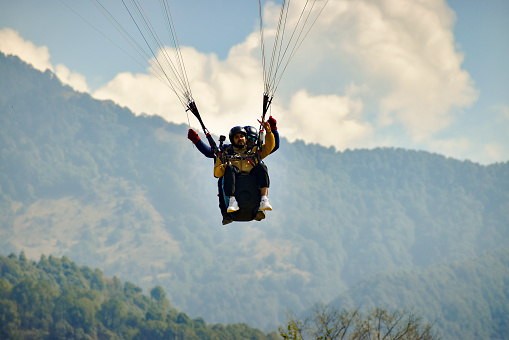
left=188, top=129, right=200, bottom=143
left=268, top=116, right=277, bottom=131
left=258, top=117, right=271, bottom=133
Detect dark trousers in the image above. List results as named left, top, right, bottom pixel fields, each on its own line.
left=219, top=163, right=270, bottom=213
left=218, top=177, right=227, bottom=214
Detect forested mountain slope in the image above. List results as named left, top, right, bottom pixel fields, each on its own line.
left=330, top=247, right=509, bottom=339
left=0, top=253, right=278, bottom=339
left=1, top=52, right=508, bottom=332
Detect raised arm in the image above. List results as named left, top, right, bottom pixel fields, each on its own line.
left=258, top=118, right=275, bottom=159
left=268, top=116, right=279, bottom=154
left=188, top=129, right=215, bottom=158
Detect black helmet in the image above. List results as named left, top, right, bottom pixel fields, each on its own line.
left=229, top=126, right=247, bottom=145
left=244, top=126, right=258, bottom=142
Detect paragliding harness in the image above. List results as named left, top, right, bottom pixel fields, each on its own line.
left=218, top=143, right=265, bottom=222
left=187, top=96, right=271, bottom=168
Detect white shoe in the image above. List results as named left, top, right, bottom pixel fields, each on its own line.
left=227, top=197, right=240, bottom=213
left=259, top=197, right=272, bottom=211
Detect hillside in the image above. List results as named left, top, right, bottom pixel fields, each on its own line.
left=0, top=253, right=278, bottom=339
left=330, top=247, right=509, bottom=339
left=1, top=52, right=508, bottom=334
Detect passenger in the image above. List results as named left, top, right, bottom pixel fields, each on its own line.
left=244, top=125, right=258, bottom=148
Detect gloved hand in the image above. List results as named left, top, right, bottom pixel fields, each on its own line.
left=268, top=116, right=277, bottom=131
left=188, top=129, right=200, bottom=144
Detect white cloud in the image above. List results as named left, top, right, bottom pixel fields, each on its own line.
left=85, top=0, right=483, bottom=157
left=427, top=137, right=472, bottom=159
left=91, top=29, right=373, bottom=149
left=283, top=90, right=372, bottom=149
left=481, top=143, right=505, bottom=164
left=92, top=40, right=264, bottom=135
left=3, top=1, right=504, bottom=163
left=55, top=64, right=90, bottom=93
left=0, top=28, right=52, bottom=72
left=0, top=28, right=89, bottom=93
left=269, top=0, right=478, bottom=140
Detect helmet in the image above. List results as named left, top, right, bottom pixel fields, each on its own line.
left=229, top=126, right=247, bottom=145
left=244, top=126, right=258, bottom=142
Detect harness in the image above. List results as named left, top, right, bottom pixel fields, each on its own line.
left=223, top=146, right=259, bottom=171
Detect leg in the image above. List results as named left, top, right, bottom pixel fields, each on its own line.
left=223, top=164, right=240, bottom=197
left=250, top=162, right=270, bottom=190
left=218, top=177, right=233, bottom=225
left=250, top=163, right=272, bottom=211
left=218, top=177, right=227, bottom=213
left=224, top=164, right=241, bottom=213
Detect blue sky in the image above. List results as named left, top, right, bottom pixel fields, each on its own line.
left=1, top=0, right=508, bottom=164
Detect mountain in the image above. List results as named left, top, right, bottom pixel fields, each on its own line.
left=330, top=247, right=509, bottom=339
left=1, top=52, right=508, bottom=336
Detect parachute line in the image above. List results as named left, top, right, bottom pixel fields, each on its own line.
left=259, top=0, right=328, bottom=100
left=79, top=0, right=194, bottom=108
left=61, top=0, right=219, bottom=149
left=58, top=0, right=150, bottom=74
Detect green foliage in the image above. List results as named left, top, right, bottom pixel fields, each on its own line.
left=279, top=321, right=302, bottom=340
left=98, top=298, right=125, bottom=330
left=0, top=253, right=275, bottom=339
left=0, top=299, right=21, bottom=339
left=149, top=285, right=166, bottom=302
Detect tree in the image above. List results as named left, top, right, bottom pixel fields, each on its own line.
left=68, top=297, right=96, bottom=334
left=124, top=281, right=142, bottom=297
left=52, top=319, right=74, bottom=340
left=18, top=251, right=28, bottom=266
left=98, top=298, right=126, bottom=330
left=0, top=278, right=13, bottom=298
left=279, top=303, right=440, bottom=340
left=10, top=278, right=38, bottom=329
left=0, top=299, right=21, bottom=339
left=150, top=286, right=166, bottom=302
left=150, top=285, right=170, bottom=310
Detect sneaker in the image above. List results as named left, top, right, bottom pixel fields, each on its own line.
left=222, top=215, right=234, bottom=225
left=227, top=197, right=240, bottom=213
left=254, top=210, right=266, bottom=221
left=259, top=197, right=272, bottom=211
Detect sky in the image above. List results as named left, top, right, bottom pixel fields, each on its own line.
left=1, top=0, right=508, bottom=165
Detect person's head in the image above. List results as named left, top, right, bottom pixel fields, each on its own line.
left=244, top=126, right=258, bottom=147
left=229, top=126, right=247, bottom=147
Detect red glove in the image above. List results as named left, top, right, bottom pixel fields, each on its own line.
left=268, top=116, right=277, bottom=131
left=188, top=129, right=200, bottom=144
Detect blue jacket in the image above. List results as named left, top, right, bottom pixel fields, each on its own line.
left=194, top=129, right=280, bottom=159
